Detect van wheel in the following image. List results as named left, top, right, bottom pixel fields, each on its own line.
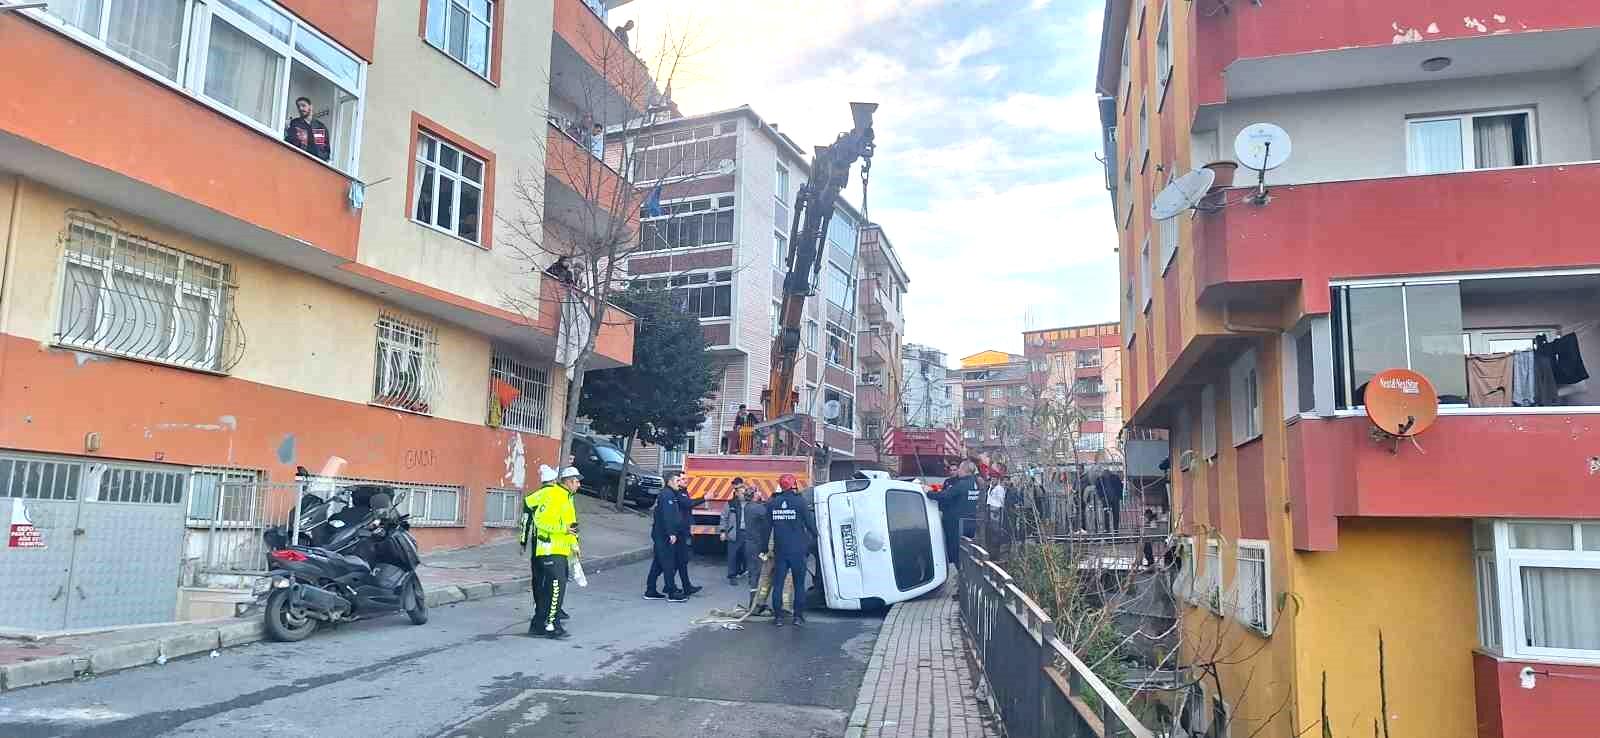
left=404, top=579, right=429, bottom=625
left=264, top=589, right=316, bottom=642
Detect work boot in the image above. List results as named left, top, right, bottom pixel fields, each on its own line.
left=667, top=591, right=688, bottom=603
left=557, top=609, right=570, bottom=621
left=685, top=584, right=703, bottom=596
left=540, top=626, right=571, bottom=640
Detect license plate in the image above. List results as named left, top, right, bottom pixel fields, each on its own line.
left=840, top=523, right=858, bottom=568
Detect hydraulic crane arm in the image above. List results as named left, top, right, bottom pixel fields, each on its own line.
left=763, top=102, right=877, bottom=430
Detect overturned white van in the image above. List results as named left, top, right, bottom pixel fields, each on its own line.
left=809, top=471, right=948, bottom=610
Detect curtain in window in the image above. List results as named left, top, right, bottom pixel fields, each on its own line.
left=1407, top=119, right=1464, bottom=174
left=107, top=0, right=187, bottom=81
left=1474, top=114, right=1527, bottom=168
left=46, top=0, right=104, bottom=34
left=204, top=17, right=283, bottom=126
left=1522, top=567, right=1600, bottom=650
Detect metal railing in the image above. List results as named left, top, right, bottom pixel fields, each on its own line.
left=195, top=481, right=306, bottom=577
left=960, top=540, right=1154, bottom=738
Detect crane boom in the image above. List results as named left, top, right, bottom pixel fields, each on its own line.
left=762, top=102, right=877, bottom=436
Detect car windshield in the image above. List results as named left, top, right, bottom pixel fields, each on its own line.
left=595, top=445, right=625, bottom=464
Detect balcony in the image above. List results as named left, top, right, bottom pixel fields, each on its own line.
left=860, top=330, right=892, bottom=367
left=1193, top=2, right=1600, bottom=107
left=856, top=383, right=887, bottom=414
left=1286, top=412, right=1600, bottom=551
left=551, top=0, right=654, bottom=125
left=544, top=121, right=634, bottom=236
left=1196, top=162, right=1600, bottom=314
left=859, top=277, right=892, bottom=319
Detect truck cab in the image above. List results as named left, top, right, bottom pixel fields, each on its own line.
left=810, top=471, right=947, bottom=610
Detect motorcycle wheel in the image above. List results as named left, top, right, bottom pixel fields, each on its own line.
left=404, top=578, right=429, bottom=625
left=264, top=589, right=317, bottom=642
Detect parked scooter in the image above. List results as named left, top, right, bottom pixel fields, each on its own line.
left=260, top=490, right=429, bottom=642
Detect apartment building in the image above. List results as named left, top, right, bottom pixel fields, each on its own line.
left=617, top=106, right=867, bottom=477
left=956, top=351, right=1032, bottom=463
left=901, top=343, right=956, bottom=429
left=853, top=224, right=910, bottom=468
left=1101, top=1, right=1600, bottom=735
left=0, top=0, right=639, bottom=630
left=1022, top=322, right=1123, bottom=463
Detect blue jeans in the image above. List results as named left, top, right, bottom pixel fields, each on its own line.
left=771, top=554, right=806, bottom=614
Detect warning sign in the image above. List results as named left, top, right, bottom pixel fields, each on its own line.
left=7, top=499, right=44, bottom=549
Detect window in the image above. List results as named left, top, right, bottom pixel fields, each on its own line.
left=1138, top=96, right=1149, bottom=161
left=964, top=407, right=983, bottom=420
left=412, top=131, right=488, bottom=244
left=35, top=0, right=366, bottom=174
left=965, top=389, right=982, bottom=401
left=826, top=321, right=854, bottom=368
left=1336, top=282, right=1467, bottom=404
left=635, top=270, right=733, bottom=319
left=1230, top=349, right=1261, bottom=445
left=639, top=194, right=736, bottom=251
left=423, top=0, right=495, bottom=78
left=403, top=483, right=462, bottom=526
left=57, top=218, right=238, bottom=372
left=989, top=387, right=1005, bottom=399
left=1077, top=349, right=1102, bottom=367
left=1076, top=432, right=1105, bottom=451
left=1200, top=384, right=1217, bottom=459
left=827, top=208, right=858, bottom=265
left=484, top=488, right=520, bottom=527
left=1124, top=283, right=1136, bottom=346
left=372, top=314, right=440, bottom=414
left=771, top=300, right=781, bottom=339
left=1155, top=4, right=1173, bottom=101
left=1407, top=110, right=1534, bottom=174
left=1074, top=378, right=1105, bottom=395
left=773, top=231, right=788, bottom=270
left=1174, top=537, right=1197, bottom=603
left=805, top=320, right=820, bottom=351
left=775, top=162, right=791, bottom=240
left=826, top=262, right=852, bottom=308
left=188, top=468, right=260, bottom=525
left=1080, top=405, right=1105, bottom=421
left=1160, top=210, right=1179, bottom=273
left=488, top=349, right=551, bottom=434
left=632, top=125, right=736, bottom=181
left=1236, top=542, right=1271, bottom=634
left=1477, top=520, right=1600, bottom=663
left=1119, top=26, right=1132, bottom=108
left=1204, top=539, right=1223, bottom=613
left=1140, top=237, right=1152, bottom=312
left=824, top=387, right=854, bottom=429
left=886, top=489, right=936, bottom=591
left=989, top=407, right=1004, bottom=419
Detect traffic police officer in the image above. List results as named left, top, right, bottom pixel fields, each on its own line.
left=530, top=467, right=581, bottom=638
left=520, top=465, right=565, bottom=620
left=767, top=473, right=817, bottom=627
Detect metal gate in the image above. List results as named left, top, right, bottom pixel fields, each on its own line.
left=0, top=453, right=187, bottom=631
left=193, top=479, right=303, bottom=577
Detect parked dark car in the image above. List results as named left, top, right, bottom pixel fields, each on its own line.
left=571, top=434, right=665, bottom=508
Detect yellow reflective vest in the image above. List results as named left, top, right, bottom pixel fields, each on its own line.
left=533, top=485, right=578, bottom=557
left=517, top=484, right=559, bottom=548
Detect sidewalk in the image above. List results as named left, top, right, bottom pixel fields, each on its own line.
left=847, top=579, right=998, bottom=738
left=0, top=495, right=653, bottom=693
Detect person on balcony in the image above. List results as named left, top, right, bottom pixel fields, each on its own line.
left=736, top=405, right=756, bottom=454
left=284, top=97, right=331, bottom=162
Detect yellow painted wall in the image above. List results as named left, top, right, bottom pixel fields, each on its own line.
left=1291, top=519, right=1479, bottom=738
left=0, top=179, right=567, bottom=430
left=960, top=350, right=1014, bottom=368
left=356, top=0, right=555, bottom=310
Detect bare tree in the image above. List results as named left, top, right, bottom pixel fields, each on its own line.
left=498, top=21, right=717, bottom=463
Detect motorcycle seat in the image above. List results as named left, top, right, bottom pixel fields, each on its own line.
left=334, top=553, right=371, bottom=571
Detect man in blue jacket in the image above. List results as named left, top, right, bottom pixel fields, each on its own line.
left=644, top=475, right=688, bottom=601
left=768, top=473, right=817, bottom=627
left=927, top=461, right=978, bottom=565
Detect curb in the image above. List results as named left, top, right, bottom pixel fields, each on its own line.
left=845, top=601, right=900, bottom=738
left=0, top=544, right=655, bottom=694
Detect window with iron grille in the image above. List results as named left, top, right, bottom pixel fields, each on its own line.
left=404, top=483, right=462, bottom=525
left=188, top=468, right=263, bottom=526
left=1204, top=540, right=1223, bottom=613
left=373, top=314, right=441, bottom=414
left=488, top=349, right=551, bottom=434
left=1236, top=542, right=1271, bottom=634
left=484, top=488, right=520, bottom=527
left=56, top=217, right=242, bottom=372
left=0, top=454, right=84, bottom=500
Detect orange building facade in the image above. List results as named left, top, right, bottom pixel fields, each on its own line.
left=0, top=0, right=640, bottom=629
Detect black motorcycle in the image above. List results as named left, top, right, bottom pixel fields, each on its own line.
left=260, top=490, right=428, bottom=642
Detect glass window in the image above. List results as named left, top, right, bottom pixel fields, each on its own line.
left=1342, top=283, right=1466, bottom=403
left=827, top=262, right=852, bottom=308
left=1520, top=567, right=1600, bottom=651
left=204, top=13, right=286, bottom=127
left=1295, top=329, right=1316, bottom=413
left=773, top=231, right=787, bottom=269
left=1140, top=237, right=1152, bottom=311
left=1512, top=523, right=1576, bottom=550
left=826, top=321, right=854, bottom=368
left=373, top=314, right=440, bottom=414
left=424, top=0, right=494, bottom=77
left=488, top=349, right=550, bottom=434
left=1200, top=384, right=1217, bottom=458
left=595, top=444, right=625, bottom=464
left=639, top=194, right=735, bottom=251
left=413, top=133, right=487, bottom=243
left=1408, top=111, right=1533, bottom=174
left=885, top=489, right=935, bottom=591
left=824, top=387, right=854, bottom=429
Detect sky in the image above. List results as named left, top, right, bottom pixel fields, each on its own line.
left=611, top=0, right=1119, bottom=363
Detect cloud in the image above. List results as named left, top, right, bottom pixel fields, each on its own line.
left=935, top=27, right=997, bottom=71
left=1030, top=0, right=1055, bottom=9
left=987, top=91, right=1102, bottom=136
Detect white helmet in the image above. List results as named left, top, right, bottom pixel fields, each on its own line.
left=559, top=466, right=583, bottom=480
left=538, top=465, right=557, bottom=484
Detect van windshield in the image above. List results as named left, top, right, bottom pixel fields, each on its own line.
left=885, top=489, right=935, bottom=591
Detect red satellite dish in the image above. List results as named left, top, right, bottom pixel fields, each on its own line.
left=1365, top=368, right=1439, bottom=437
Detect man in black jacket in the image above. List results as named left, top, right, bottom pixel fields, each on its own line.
left=928, top=461, right=978, bottom=565
left=768, top=473, right=817, bottom=626
left=644, top=475, right=689, bottom=601
left=283, top=97, right=331, bottom=161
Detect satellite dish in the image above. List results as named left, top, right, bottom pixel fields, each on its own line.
left=1152, top=169, right=1216, bottom=220
left=822, top=399, right=842, bottom=421
left=1234, top=123, right=1292, bottom=171
left=1365, top=368, right=1439, bottom=437
left=715, top=158, right=736, bottom=176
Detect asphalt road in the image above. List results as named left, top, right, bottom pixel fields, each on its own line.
left=0, top=559, right=883, bottom=738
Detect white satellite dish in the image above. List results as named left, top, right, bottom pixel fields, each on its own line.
left=715, top=158, right=736, bottom=176
left=1234, top=123, right=1292, bottom=171
left=1151, top=168, right=1216, bottom=220
left=822, top=399, right=842, bottom=421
